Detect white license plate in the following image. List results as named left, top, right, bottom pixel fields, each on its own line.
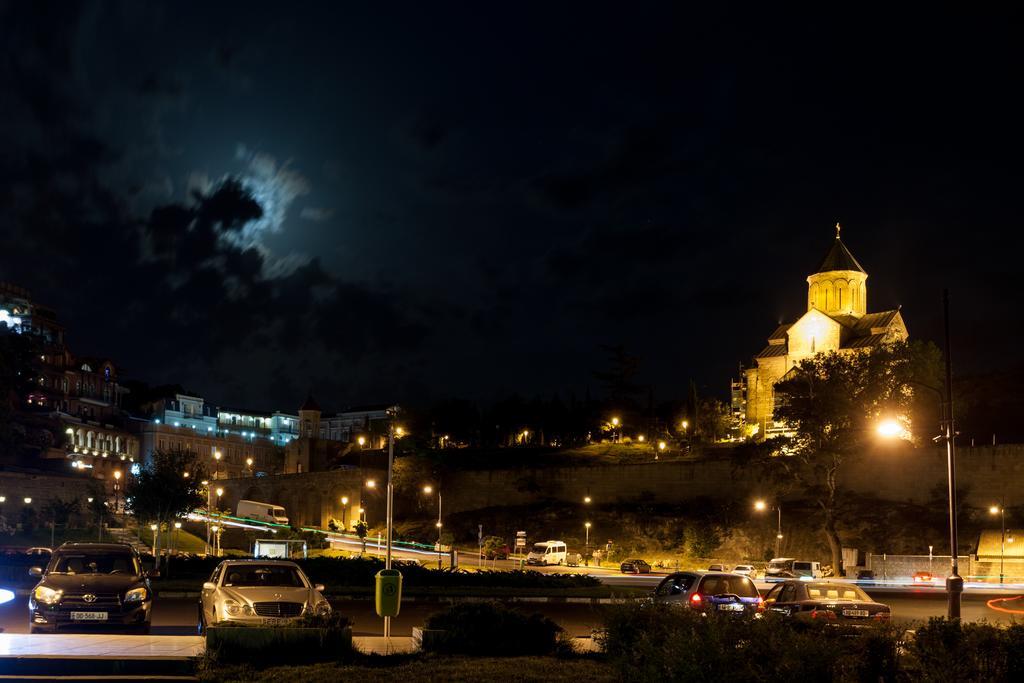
left=717, top=603, right=744, bottom=612
left=843, top=609, right=869, bottom=617
left=70, top=611, right=108, bottom=621
left=261, top=617, right=288, bottom=626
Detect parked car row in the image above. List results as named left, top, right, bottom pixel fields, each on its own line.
left=653, top=569, right=892, bottom=626
left=25, top=541, right=331, bottom=635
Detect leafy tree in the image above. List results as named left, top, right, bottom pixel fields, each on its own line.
left=354, top=519, right=368, bottom=555
left=42, top=496, right=81, bottom=529
left=125, top=450, right=207, bottom=559
left=769, top=341, right=939, bottom=573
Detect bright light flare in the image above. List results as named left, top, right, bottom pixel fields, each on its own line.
left=876, top=420, right=902, bottom=438
left=754, top=500, right=767, bottom=511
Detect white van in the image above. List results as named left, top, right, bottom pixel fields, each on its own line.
left=236, top=500, right=289, bottom=525
left=526, top=541, right=567, bottom=566
left=766, top=557, right=823, bottom=579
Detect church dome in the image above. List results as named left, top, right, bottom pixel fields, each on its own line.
left=806, top=225, right=868, bottom=317
left=813, top=236, right=866, bottom=274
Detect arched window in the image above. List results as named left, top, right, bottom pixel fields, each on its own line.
left=809, top=283, right=819, bottom=309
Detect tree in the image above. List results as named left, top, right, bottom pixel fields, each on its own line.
left=354, top=519, right=368, bottom=555
left=770, top=341, right=938, bottom=574
left=125, top=450, right=207, bottom=566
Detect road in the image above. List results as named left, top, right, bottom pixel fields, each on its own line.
left=2, top=583, right=1020, bottom=637
left=0, top=596, right=604, bottom=637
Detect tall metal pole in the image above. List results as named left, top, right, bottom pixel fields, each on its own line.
left=943, top=289, right=963, bottom=619
left=999, top=507, right=1005, bottom=584
left=775, top=506, right=782, bottom=559
left=384, top=415, right=395, bottom=639
left=436, top=489, right=443, bottom=570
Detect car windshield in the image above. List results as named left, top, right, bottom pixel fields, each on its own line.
left=698, top=576, right=759, bottom=598
left=49, top=551, right=138, bottom=575
left=531, top=544, right=548, bottom=553
left=222, top=565, right=306, bottom=588
left=805, top=583, right=870, bottom=601
left=768, top=561, right=792, bottom=570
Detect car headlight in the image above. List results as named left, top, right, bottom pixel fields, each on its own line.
left=34, top=586, right=63, bottom=605
left=314, top=600, right=332, bottom=615
left=224, top=599, right=253, bottom=617
left=124, top=587, right=148, bottom=603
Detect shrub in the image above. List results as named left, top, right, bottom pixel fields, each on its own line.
left=598, top=602, right=897, bottom=682
left=158, top=555, right=601, bottom=591
left=903, top=618, right=1024, bottom=682
left=423, top=602, right=565, bottom=656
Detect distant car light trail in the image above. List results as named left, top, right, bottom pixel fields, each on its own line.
left=0, top=588, right=14, bottom=605
left=986, top=595, right=1024, bottom=614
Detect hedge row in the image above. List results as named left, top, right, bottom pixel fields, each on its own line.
left=599, top=603, right=1024, bottom=682
left=159, top=555, right=601, bottom=589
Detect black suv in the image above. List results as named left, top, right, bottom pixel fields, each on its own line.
left=28, top=542, right=157, bottom=634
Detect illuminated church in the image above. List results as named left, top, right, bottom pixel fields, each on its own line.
left=744, top=226, right=908, bottom=438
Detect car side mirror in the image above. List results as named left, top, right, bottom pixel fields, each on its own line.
left=29, top=566, right=43, bottom=577
left=202, top=582, right=216, bottom=591
left=314, top=583, right=325, bottom=592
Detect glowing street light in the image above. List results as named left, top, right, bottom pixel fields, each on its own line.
left=584, top=521, right=592, bottom=562
left=583, top=495, right=592, bottom=504
left=611, top=417, right=620, bottom=426
left=876, top=419, right=903, bottom=439
left=357, top=435, right=366, bottom=447
left=422, top=484, right=443, bottom=569
left=657, top=441, right=667, bottom=451
left=637, top=435, right=645, bottom=442
left=23, top=497, right=31, bottom=505
left=365, top=479, right=376, bottom=489
left=991, top=504, right=1007, bottom=583
left=754, top=500, right=783, bottom=557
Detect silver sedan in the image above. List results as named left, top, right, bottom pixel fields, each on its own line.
left=198, top=560, right=331, bottom=632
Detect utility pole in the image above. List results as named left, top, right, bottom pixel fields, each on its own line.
left=942, top=289, right=963, bottom=619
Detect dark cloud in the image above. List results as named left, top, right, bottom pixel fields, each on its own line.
left=2, top=2, right=1023, bottom=411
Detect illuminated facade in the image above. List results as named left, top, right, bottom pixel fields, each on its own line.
left=744, top=229, right=908, bottom=438
left=1, top=282, right=138, bottom=475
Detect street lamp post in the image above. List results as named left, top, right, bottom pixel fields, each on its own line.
left=754, top=500, right=783, bottom=558
left=150, top=524, right=158, bottom=557
left=113, top=470, right=122, bottom=514
left=584, top=522, right=592, bottom=566
left=423, top=485, right=443, bottom=570
left=202, top=480, right=211, bottom=556
left=990, top=505, right=1006, bottom=584
left=383, top=408, right=400, bottom=639
left=341, top=496, right=349, bottom=529
left=213, top=450, right=222, bottom=479
left=246, top=457, right=254, bottom=476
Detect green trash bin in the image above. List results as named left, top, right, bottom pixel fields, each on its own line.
left=375, top=568, right=403, bottom=617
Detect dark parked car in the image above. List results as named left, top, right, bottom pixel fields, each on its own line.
left=653, top=571, right=763, bottom=616
left=28, top=542, right=157, bottom=634
left=762, top=580, right=890, bottom=626
left=620, top=558, right=652, bottom=574
left=480, top=544, right=510, bottom=560
left=856, top=569, right=876, bottom=581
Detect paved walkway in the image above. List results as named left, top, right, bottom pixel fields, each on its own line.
left=0, top=633, right=204, bottom=658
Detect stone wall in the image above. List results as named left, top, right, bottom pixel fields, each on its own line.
left=435, top=444, right=1024, bottom=515
left=213, top=469, right=368, bottom=529
left=198, top=444, right=1024, bottom=529
left=0, top=471, right=97, bottom=507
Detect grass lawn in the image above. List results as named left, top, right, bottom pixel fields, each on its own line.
left=200, top=655, right=615, bottom=683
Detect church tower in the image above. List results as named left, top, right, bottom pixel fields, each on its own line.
left=805, top=223, right=868, bottom=318
left=298, top=393, right=321, bottom=438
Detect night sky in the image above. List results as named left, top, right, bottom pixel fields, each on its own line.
left=1, top=3, right=1022, bottom=412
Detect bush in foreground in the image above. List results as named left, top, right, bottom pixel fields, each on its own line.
left=423, top=602, right=566, bottom=656
left=902, top=618, right=1024, bottom=682
left=598, top=602, right=897, bottom=682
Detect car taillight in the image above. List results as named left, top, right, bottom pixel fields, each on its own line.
left=874, top=611, right=890, bottom=620
left=690, top=593, right=702, bottom=605
left=810, top=609, right=837, bottom=620
left=756, top=596, right=765, bottom=612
